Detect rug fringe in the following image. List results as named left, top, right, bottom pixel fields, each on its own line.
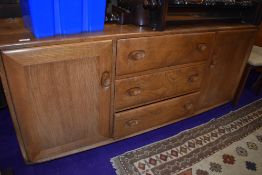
left=110, top=157, right=124, bottom=175
left=110, top=98, right=262, bottom=174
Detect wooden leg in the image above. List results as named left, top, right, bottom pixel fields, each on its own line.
left=0, top=169, right=14, bottom=175
left=233, top=64, right=253, bottom=106
left=252, top=73, right=262, bottom=95
left=0, top=80, right=7, bottom=109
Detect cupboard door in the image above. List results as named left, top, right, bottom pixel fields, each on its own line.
left=198, top=30, right=255, bottom=110
left=2, top=41, right=113, bottom=162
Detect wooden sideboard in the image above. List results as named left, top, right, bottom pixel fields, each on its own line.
left=0, top=18, right=257, bottom=163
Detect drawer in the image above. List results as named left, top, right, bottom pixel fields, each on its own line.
left=115, top=63, right=205, bottom=111
left=116, top=32, right=214, bottom=76
left=114, top=92, right=199, bottom=138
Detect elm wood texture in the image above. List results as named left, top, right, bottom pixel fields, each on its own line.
left=1, top=41, right=113, bottom=162
left=0, top=18, right=257, bottom=51
left=115, top=63, right=206, bottom=111
left=114, top=92, right=199, bottom=138
left=0, top=20, right=258, bottom=163
left=198, top=30, right=256, bottom=110
left=116, top=32, right=214, bottom=75
left=115, top=62, right=207, bottom=80
left=110, top=40, right=117, bottom=136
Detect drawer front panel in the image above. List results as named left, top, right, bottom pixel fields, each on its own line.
left=114, top=92, right=199, bottom=138
left=116, top=32, right=214, bottom=75
left=115, top=63, right=206, bottom=111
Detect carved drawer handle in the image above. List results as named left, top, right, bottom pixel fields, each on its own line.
left=188, top=74, right=199, bottom=83
left=125, top=119, right=140, bottom=127
left=197, top=43, right=207, bottom=52
left=127, top=87, right=142, bottom=96
left=128, top=50, right=145, bottom=61
left=101, top=71, right=111, bottom=89
left=184, top=103, right=194, bottom=111
left=209, top=59, right=216, bottom=69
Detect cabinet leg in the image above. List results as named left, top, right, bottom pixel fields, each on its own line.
left=233, top=64, right=253, bottom=106
left=252, top=73, right=262, bottom=95
left=0, top=169, right=14, bottom=175
left=0, top=80, right=7, bottom=109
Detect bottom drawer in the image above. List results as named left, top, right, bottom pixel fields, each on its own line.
left=114, top=92, right=199, bottom=138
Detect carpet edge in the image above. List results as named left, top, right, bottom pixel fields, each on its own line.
left=110, top=98, right=262, bottom=175
left=111, top=156, right=125, bottom=175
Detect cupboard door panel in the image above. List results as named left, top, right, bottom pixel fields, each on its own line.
left=2, top=41, right=113, bottom=162
left=198, top=30, right=255, bottom=109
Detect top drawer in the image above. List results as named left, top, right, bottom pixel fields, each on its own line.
left=116, top=32, right=215, bottom=76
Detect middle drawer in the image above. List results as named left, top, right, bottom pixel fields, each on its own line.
left=115, top=63, right=206, bottom=111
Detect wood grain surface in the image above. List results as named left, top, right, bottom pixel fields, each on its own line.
left=2, top=40, right=113, bottom=162
left=0, top=18, right=257, bottom=51
left=115, top=63, right=206, bottom=111
left=0, top=19, right=258, bottom=163
left=114, top=92, right=199, bottom=138
left=198, top=29, right=256, bottom=110
left=116, top=32, right=214, bottom=75
left=0, top=54, right=28, bottom=161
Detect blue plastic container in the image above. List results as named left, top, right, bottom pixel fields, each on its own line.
left=20, top=0, right=106, bottom=38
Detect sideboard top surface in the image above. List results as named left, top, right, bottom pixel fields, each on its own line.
left=0, top=18, right=257, bottom=51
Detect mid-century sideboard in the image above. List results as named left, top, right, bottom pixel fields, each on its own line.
left=0, top=18, right=257, bottom=163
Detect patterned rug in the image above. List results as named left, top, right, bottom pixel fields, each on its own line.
left=111, top=99, right=262, bottom=175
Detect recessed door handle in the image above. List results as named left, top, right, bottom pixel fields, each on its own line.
left=101, top=71, right=111, bottom=89
left=188, top=74, right=199, bottom=83
left=125, top=119, right=140, bottom=127
left=209, top=59, right=216, bottom=69
left=184, top=103, right=194, bottom=111
left=127, top=87, right=142, bottom=96
left=197, top=43, right=207, bottom=52
left=128, top=50, right=145, bottom=61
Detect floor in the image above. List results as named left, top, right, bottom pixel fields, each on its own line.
left=0, top=71, right=262, bottom=175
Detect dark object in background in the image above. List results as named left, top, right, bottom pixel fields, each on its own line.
left=168, top=0, right=262, bottom=25
left=0, top=81, right=7, bottom=109
left=111, top=0, right=262, bottom=30
left=111, top=0, right=167, bottom=31
left=111, top=3, right=150, bottom=26
left=0, top=0, right=22, bottom=18
left=243, top=0, right=262, bottom=25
